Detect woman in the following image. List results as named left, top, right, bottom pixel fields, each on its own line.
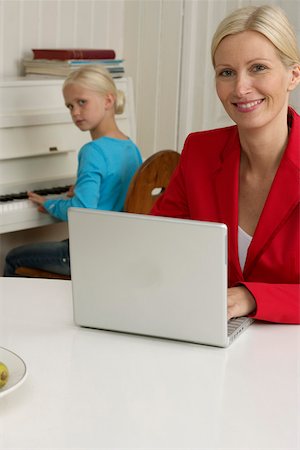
left=152, top=5, right=300, bottom=323
left=4, top=65, right=142, bottom=277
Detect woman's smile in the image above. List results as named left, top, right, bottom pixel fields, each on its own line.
left=233, top=98, right=265, bottom=112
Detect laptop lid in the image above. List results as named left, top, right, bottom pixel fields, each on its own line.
left=68, top=208, right=229, bottom=347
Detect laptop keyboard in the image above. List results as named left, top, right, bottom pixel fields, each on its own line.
left=227, top=316, right=250, bottom=337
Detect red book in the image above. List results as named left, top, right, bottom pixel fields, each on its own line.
left=32, top=48, right=116, bottom=60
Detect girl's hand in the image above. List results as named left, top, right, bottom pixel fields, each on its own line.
left=227, top=286, right=256, bottom=320
left=27, top=192, right=47, bottom=213
left=67, top=185, right=75, bottom=197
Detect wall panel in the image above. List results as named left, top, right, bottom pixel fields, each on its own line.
left=123, top=0, right=183, bottom=156
left=155, top=0, right=183, bottom=151
left=124, top=0, right=161, bottom=156
left=75, top=1, right=94, bottom=47
left=20, top=2, right=40, bottom=59
left=123, top=0, right=140, bottom=85
left=59, top=1, right=77, bottom=47
left=39, top=1, right=60, bottom=47
left=1, top=1, right=22, bottom=76
left=106, top=1, right=124, bottom=58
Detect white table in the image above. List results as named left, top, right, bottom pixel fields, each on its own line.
left=0, top=277, right=299, bottom=450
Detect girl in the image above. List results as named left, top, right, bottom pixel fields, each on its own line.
left=151, top=5, right=300, bottom=324
left=4, top=65, right=142, bottom=277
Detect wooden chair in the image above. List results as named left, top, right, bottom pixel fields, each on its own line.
left=14, top=149, right=180, bottom=279
left=124, top=149, right=180, bottom=214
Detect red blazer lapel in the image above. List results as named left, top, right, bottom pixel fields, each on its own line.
left=213, top=127, right=243, bottom=281
left=213, top=108, right=299, bottom=282
left=244, top=108, right=300, bottom=277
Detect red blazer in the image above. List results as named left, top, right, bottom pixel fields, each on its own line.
left=151, top=107, right=300, bottom=324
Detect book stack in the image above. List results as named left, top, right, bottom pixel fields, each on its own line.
left=23, top=49, right=125, bottom=79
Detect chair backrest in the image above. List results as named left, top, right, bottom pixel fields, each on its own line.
left=124, top=149, right=180, bottom=214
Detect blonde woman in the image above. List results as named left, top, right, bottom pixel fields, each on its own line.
left=5, top=66, right=142, bottom=277
left=152, top=5, right=300, bottom=324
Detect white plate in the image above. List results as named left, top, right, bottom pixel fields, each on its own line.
left=0, top=347, right=27, bottom=398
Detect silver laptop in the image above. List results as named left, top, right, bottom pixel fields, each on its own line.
left=68, top=208, right=253, bottom=347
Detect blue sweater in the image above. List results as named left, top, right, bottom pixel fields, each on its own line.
left=44, top=137, right=142, bottom=221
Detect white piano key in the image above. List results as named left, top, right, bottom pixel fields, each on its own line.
left=0, top=192, right=68, bottom=233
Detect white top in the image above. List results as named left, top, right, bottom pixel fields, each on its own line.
left=0, top=277, right=299, bottom=449
left=238, top=225, right=252, bottom=270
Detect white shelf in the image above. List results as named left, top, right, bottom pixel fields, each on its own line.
left=0, top=148, right=76, bottom=161
left=0, top=109, right=71, bottom=128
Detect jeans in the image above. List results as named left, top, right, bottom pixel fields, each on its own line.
left=4, top=239, right=70, bottom=277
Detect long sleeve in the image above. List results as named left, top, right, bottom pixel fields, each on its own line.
left=44, top=143, right=106, bottom=221
left=240, top=282, right=300, bottom=324
left=43, top=137, right=142, bottom=222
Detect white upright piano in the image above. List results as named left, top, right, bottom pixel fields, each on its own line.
left=0, top=77, right=137, bottom=273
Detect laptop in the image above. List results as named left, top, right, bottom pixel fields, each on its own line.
left=68, top=208, right=253, bottom=347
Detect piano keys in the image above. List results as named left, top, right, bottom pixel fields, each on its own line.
left=0, top=181, right=73, bottom=234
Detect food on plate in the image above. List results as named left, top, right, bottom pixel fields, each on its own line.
left=0, top=361, right=9, bottom=388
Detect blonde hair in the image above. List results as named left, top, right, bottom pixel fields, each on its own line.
left=63, top=65, right=125, bottom=114
left=211, top=5, right=300, bottom=68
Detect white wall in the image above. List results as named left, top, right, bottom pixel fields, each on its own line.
left=123, top=0, right=184, bottom=156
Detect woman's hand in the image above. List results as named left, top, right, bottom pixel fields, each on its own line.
left=27, top=192, right=47, bottom=213
left=227, top=286, right=256, bottom=320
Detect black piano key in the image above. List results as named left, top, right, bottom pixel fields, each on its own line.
left=11, top=192, right=28, bottom=199
left=50, top=187, right=65, bottom=194
left=0, top=192, right=28, bottom=202
left=33, top=189, right=51, bottom=195
left=33, top=185, right=71, bottom=196
left=51, top=185, right=71, bottom=193
left=0, top=185, right=72, bottom=203
left=0, top=195, right=14, bottom=202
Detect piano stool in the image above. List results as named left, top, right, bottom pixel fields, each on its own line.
left=14, top=149, right=180, bottom=279
left=15, top=266, right=71, bottom=279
